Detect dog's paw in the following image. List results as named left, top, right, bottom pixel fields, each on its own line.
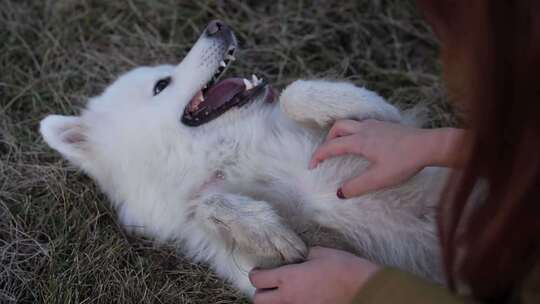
left=279, top=80, right=333, bottom=127
left=198, top=193, right=307, bottom=267
left=280, top=79, right=401, bottom=126
left=249, top=223, right=307, bottom=268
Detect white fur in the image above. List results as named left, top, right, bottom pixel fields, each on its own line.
left=40, top=28, right=448, bottom=297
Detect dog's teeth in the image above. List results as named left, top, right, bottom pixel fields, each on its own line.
left=243, top=78, right=253, bottom=90
left=251, top=74, right=260, bottom=85
left=220, top=61, right=227, bottom=67
left=226, top=54, right=236, bottom=61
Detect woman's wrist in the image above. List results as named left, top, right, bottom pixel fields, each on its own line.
left=350, top=257, right=382, bottom=290
left=414, top=127, right=468, bottom=168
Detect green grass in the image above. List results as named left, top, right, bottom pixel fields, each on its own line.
left=1, top=0, right=453, bottom=303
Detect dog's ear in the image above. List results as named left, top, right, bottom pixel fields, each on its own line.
left=40, top=115, right=91, bottom=167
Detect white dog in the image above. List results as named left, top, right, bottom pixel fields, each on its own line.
left=40, top=21, right=447, bottom=296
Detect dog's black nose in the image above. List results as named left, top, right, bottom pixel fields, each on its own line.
left=206, top=20, right=225, bottom=36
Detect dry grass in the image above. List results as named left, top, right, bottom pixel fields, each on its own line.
left=1, top=0, right=453, bottom=303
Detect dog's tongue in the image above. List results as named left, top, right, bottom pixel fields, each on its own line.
left=188, top=78, right=245, bottom=112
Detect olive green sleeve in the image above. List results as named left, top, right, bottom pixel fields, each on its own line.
left=352, top=268, right=476, bottom=304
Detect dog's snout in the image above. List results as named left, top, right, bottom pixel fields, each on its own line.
left=206, top=20, right=225, bottom=36
left=201, top=20, right=236, bottom=47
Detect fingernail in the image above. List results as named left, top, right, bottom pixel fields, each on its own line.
left=337, top=188, right=346, bottom=199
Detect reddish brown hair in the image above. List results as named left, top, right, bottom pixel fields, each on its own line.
left=417, top=0, right=540, bottom=302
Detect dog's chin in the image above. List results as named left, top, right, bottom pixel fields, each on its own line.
left=181, top=76, right=275, bottom=127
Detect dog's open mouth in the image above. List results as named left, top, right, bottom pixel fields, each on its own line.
left=181, top=45, right=274, bottom=127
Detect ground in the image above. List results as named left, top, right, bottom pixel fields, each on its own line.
left=0, top=1, right=454, bottom=303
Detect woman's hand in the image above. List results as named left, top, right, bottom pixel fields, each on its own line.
left=310, top=119, right=465, bottom=198
left=249, top=247, right=380, bottom=304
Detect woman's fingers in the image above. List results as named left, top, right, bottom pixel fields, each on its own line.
left=253, top=288, right=282, bottom=304
left=249, top=267, right=285, bottom=289
left=325, top=119, right=363, bottom=142
left=309, top=135, right=361, bottom=169
left=311, top=119, right=371, bottom=169
left=250, top=266, right=296, bottom=304
left=339, top=165, right=420, bottom=198
left=338, top=166, right=389, bottom=198
left=306, top=246, right=331, bottom=260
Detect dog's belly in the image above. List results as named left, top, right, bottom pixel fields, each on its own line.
left=214, top=124, right=369, bottom=222
left=218, top=157, right=360, bottom=252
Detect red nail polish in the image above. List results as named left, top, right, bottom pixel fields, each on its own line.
left=337, top=188, right=346, bottom=199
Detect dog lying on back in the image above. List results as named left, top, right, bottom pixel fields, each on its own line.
left=40, top=21, right=447, bottom=296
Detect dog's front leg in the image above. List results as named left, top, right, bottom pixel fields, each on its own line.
left=195, top=193, right=307, bottom=265
left=279, top=79, right=402, bottom=128
left=189, top=192, right=307, bottom=294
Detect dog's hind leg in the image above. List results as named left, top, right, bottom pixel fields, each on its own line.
left=279, top=79, right=401, bottom=128
left=188, top=192, right=307, bottom=294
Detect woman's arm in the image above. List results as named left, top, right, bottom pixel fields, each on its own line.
left=249, top=247, right=473, bottom=304
left=249, top=247, right=380, bottom=304
left=310, top=119, right=468, bottom=198
left=352, top=267, right=472, bottom=304
left=422, top=127, right=468, bottom=168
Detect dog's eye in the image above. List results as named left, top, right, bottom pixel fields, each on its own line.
left=153, top=77, right=171, bottom=96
